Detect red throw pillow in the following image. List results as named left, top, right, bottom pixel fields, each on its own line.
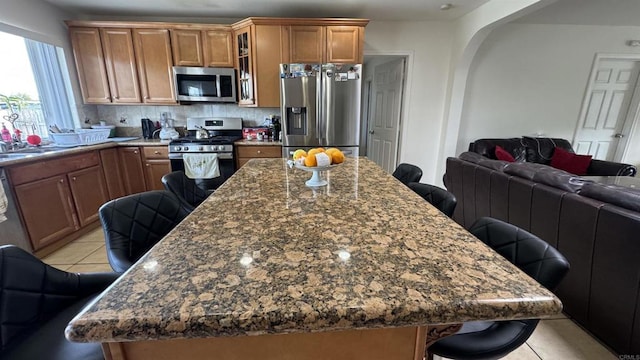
left=494, top=145, right=515, bottom=162
left=550, top=147, right=592, bottom=175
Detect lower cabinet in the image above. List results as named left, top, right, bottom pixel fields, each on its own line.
left=118, top=147, right=147, bottom=194
left=142, top=146, right=171, bottom=191
left=13, top=175, right=78, bottom=251
left=100, top=148, right=126, bottom=200
left=7, top=151, right=108, bottom=254
left=236, top=145, right=282, bottom=168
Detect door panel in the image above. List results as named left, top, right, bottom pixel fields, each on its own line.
left=366, top=58, right=405, bottom=173
left=574, top=59, right=640, bottom=161
left=68, top=166, right=109, bottom=227
left=101, top=28, right=141, bottom=103
left=322, top=63, right=361, bottom=147
left=69, top=27, right=111, bottom=104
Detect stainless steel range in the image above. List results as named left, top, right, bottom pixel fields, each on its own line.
left=169, top=117, right=243, bottom=188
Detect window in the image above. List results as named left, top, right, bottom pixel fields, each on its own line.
left=0, top=31, right=77, bottom=140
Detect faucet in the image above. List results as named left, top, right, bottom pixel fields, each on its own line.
left=0, top=142, right=8, bottom=153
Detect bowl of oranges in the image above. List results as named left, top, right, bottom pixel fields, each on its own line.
left=291, top=147, right=345, bottom=187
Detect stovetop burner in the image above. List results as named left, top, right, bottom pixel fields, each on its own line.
left=170, top=136, right=242, bottom=145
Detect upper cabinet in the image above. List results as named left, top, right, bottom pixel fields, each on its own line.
left=133, top=29, right=176, bottom=104
left=69, top=27, right=111, bottom=104
left=100, top=28, right=141, bottom=103
left=170, top=29, right=204, bottom=66
left=203, top=29, right=234, bottom=67
left=234, top=25, right=255, bottom=106
left=288, top=26, right=325, bottom=63
left=283, top=23, right=366, bottom=64
left=326, top=26, right=363, bottom=63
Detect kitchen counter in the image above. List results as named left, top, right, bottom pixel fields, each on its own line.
left=65, top=157, right=561, bottom=359
left=234, top=139, right=282, bottom=146
left=0, top=138, right=167, bottom=167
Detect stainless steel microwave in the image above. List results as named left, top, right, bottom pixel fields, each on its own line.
left=172, top=66, right=236, bottom=103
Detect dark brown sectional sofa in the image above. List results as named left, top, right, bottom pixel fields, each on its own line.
left=444, top=151, right=640, bottom=355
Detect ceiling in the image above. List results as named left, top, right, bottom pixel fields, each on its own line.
left=42, top=0, right=492, bottom=22
left=516, top=0, right=640, bottom=26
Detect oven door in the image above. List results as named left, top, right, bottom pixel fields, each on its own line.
left=169, top=152, right=236, bottom=190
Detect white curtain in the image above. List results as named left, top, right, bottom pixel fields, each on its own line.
left=24, top=39, right=75, bottom=130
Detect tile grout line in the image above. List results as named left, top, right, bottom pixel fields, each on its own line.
left=526, top=342, right=543, bottom=360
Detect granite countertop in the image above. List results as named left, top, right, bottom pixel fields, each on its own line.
left=0, top=138, right=167, bottom=166
left=66, top=157, right=562, bottom=343
left=235, top=139, right=282, bottom=146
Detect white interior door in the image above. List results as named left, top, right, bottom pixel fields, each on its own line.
left=574, top=58, right=640, bottom=161
left=366, top=58, right=405, bottom=173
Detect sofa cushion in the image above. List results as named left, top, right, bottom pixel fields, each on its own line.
left=478, top=158, right=510, bottom=171
left=495, top=146, right=515, bottom=162
left=469, top=138, right=527, bottom=161
left=504, top=162, right=588, bottom=192
left=459, top=151, right=486, bottom=164
left=0, top=295, right=103, bottom=360
left=580, top=182, right=640, bottom=212
left=550, top=147, right=592, bottom=175
left=522, top=137, right=574, bottom=164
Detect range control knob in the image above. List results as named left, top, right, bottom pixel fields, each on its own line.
left=199, top=146, right=204, bottom=151
left=174, top=146, right=182, bottom=151
left=218, top=145, right=225, bottom=151
left=184, top=146, right=189, bottom=151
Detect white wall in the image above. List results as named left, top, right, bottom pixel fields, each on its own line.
left=458, top=23, right=640, bottom=157
left=364, top=20, right=454, bottom=184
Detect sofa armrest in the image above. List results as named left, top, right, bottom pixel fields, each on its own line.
left=587, top=159, right=637, bottom=177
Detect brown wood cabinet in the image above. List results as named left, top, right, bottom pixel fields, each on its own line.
left=68, top=166, right=109, bottom=227
left=171, top=29, right=204, bottom=66
left=142, top=146, right=171, bottom=191
left=69, top=27, right=111, bottom=104
left=100, top=148, right=127, bottom=200
left=6, top=151, right=109, bottom=253
left=233, top=22, right=283, bottom=108
left=288, top=26, right=325, bottom=63
left=236, top=145, right=282, bottom=168
left=203, top=29, right=234, bottom=67
left=13, top=175, right=78, bottom=251
left=118, top=147, right=147, bottom=194
left=101, top=28, right=141, bottom=103
left=133, top=29, right=176, bottom=104
left=326, top=26, right=363, bottom=63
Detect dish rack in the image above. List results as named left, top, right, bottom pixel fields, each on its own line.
left=49, top=129, right=111, bottom=147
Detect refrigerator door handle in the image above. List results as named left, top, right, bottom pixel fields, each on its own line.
left=316, top=69, right=322, bottom=141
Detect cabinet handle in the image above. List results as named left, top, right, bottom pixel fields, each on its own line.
left=134, top=150, right=138, bottom=154
left=144, top=96, right=150, bottom=100
left=154, top=151, right=160, bottom=154
left=72, top=177, right=77, bottom=181
left=146, top=164, right=150, bottom=167
left=114, top=96, right=119, bottom=100
left=105, top=96, right=109, bottom=100
left=257, top=150, right=261, bottom=154
left=59, top=179, right=64, bottom=183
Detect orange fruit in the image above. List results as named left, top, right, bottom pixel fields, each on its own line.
left=331, top=150, right=345, bottom=164
left=307, top=148, right=322, bottom=159
left=325, top=148, right=339, bottom=156
left=293, top=149, right=307, bottom=160
left=304, top=154, right=317, bottom=167
left=315, top=147, right=326, bottom=152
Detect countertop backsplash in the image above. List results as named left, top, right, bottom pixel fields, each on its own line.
left=95, top=104, right=280, bottom=131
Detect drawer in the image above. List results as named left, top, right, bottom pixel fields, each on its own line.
left=236, top=145, right=281, bottom=158
left=7, top=151, right=100, bottom=186
left=142, top=146, right=169, bottom=159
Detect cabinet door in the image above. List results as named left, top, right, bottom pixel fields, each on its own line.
left=100, top=148, right=126, bottom=200
left=253, top=25, right=283, bottom=108
left=203, top=29, right=234, bottom=67
left=69, top=27, right=111, bottom=104
left=171, top=29, right=204, bottom=67
left=118, top=147, right=147, bottom=194
left=14, top=175, right=78, bottom=251
left=68, top=166, right=109, bottom=227
left=101, top=28, right=141, bottom=103
left=133, top=29, right=176, bottom=104
left=144, top=160, right=171, bottom=191
left=234, top=26, right=255, bottom=106
left=289, top=26, right=324, bottom=63
left=326, top=26, right=362, bottom=63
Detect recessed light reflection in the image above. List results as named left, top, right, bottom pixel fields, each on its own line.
left=338, top=250, right=351, bottom=261
left=143, top=260, right=158, bottom=270
left=240, top=255, right=253, bottom=266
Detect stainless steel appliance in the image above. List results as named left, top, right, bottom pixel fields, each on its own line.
left=0, top=169, right=32, bottom=252
left=169, top=117, right=243, bottom=189
left=280, top=63, right=362, bottom=157
left=173, top=66, right=236, bottom=103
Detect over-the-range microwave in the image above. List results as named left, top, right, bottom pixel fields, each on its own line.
left=172, top=66, right=237, bottom=103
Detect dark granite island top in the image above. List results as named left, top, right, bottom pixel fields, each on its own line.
left=66, top=157, right=562, bottom=360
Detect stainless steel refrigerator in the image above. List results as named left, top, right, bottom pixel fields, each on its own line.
left=280, top=63, right=362, bottom=157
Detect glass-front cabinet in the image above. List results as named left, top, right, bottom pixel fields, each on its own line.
left=235, top=26, right=255, bottom=106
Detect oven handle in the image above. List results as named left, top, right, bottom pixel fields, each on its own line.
left=169, top=153, right=234, bottom=160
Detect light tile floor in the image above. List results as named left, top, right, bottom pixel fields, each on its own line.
left=44, top=228, right=619, bottom=360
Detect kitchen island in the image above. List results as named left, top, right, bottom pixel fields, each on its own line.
left=66, top=157, right=562, bottom=360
